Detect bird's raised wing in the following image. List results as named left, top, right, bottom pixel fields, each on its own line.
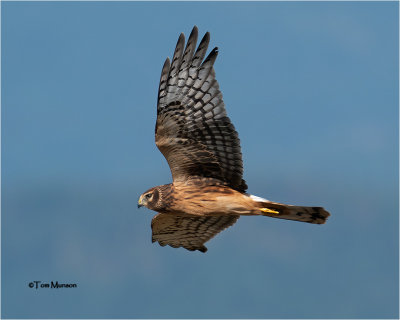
left=151, top=213, right=239, bottom=252
left=155, top=26, right=247, bottom=192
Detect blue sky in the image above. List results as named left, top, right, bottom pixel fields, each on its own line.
left=2, top=1, right=398, bottom=318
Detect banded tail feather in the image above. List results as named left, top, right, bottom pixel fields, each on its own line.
left=249, top=195, right=330, bottom=224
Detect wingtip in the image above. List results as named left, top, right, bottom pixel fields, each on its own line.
left=200, top=31, right=210, bottom=45
left=202, top=46, right=219, bottom=66
left=188, top=26, right=199, bottom=43
left=173, top=33, right=185, bottom=55
left=163, top=57, right=171, bottom=66
left=198, top=246, right=208, bottom=253
left=160, top=57, right=171, bottom=76
left=177, top=32, right=185, bottom=44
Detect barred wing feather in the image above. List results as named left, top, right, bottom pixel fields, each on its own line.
left=151, top=213, right=239, bottom=252
left=155, top=26, right=247, bottom=192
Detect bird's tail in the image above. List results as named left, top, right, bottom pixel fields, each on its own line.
left=249, top=195, right=330, bottom=224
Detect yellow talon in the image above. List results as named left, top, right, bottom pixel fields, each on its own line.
left=260, top=208, right=280, bottom=214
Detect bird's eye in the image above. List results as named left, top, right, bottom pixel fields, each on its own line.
left=145, top=193, right=152, bottom=199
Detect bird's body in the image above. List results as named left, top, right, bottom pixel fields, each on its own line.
left=140, top=180, right=329, bottom=220
left=144, top=180, right=251, bottom=216
left=138, top=26, right=330, bottom=252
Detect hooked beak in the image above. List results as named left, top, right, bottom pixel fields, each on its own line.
left=137, top=195, right=144, bottom=208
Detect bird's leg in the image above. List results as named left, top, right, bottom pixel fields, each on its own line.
left=260, top=208, right=280, bottom=215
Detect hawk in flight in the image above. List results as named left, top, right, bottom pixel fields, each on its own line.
left=138, top=26, right=330, bottom=252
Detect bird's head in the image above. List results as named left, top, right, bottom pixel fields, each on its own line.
left=138, top=187, right=161, bottom=211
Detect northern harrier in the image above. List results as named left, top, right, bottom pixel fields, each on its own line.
left=138, top=26, right=330, bottom=252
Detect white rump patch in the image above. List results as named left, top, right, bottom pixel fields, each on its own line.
left=249, top=195, right=269, bottom=202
